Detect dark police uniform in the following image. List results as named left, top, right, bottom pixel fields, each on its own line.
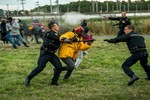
left=106, top=32, right=150, bottom=80
left=108, top=17, right=131, bottom=37
left=26, top=30, right=62, bottom=86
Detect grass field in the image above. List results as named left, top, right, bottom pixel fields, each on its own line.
left=0, top=36, right=150, bottom=100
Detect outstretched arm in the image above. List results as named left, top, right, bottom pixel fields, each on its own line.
left=108, top=17, right=121, bottom=21
left=104, top=34, right=130, bottom=43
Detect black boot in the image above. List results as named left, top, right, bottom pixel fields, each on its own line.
left=25, top=77, right=30, bottom=87
left=51, top=71, right=60, bottom=86
left=128, top=75, right=139, bottom=86
left=23, top=42, right=29, bottom=47
left=51, top=81, right=59, bottom=86
left=145, top=76, right=150, bottom=80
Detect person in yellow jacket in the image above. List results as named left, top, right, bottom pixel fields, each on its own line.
left=58, top=26, right=93, bottom=80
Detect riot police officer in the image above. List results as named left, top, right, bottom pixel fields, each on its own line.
left=25, top=22, right=63, bottom=86
left=104, top=25, right=150, bottom=86
left=104, top=12, right=131, bottom=37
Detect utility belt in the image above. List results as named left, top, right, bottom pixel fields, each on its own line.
left=40, top=46, right=56, bottom=55
left=130, top=46, right=147, bottom=53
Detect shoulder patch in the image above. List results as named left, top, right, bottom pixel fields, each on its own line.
left=55, top=33, right=58, bottom=36
left=130, top=34, right=141, bottom=37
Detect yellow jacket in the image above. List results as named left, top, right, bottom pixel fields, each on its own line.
left=58, top=31, right=92, bottom=60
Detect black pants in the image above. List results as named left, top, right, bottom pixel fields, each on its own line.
left=34, top=32, right=44, bottom=44
left=122, top=51, right=150, bottom=78
left=34, top=33, right=40, bottom=44
left=27, top=51, right=62, bottom=83
left=1, top=32, right=7, bottom=43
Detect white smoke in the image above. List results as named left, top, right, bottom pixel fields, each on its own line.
left=62, top=12, right=89, bottom=26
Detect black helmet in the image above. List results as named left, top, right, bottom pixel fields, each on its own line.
left=81, top=19, right=87, bottom=27
left=7, top=17, right=13, bottom=21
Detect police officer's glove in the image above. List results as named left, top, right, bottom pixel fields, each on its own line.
left=109, top=39, right=116, bottom=43
left=63, top=39, right=72, bottom=43
left=71, top=36, right=78, bottom=42
left=61, top=37, right=72, bottom=43
left=104, top=39, right=115, bottom=43
left=104, top=39, right=109, bottom=42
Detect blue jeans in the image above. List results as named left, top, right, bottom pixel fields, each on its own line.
left=5, top=32, right=18, bottom=48
left=13, top=34, right=26, bottom=44
left=14, top=37, right=22, bottom=46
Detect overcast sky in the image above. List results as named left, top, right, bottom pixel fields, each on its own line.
left=0, top=0, right=139, bottom=11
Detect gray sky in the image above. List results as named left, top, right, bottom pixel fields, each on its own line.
left=0, top=0, right=137, bottom=11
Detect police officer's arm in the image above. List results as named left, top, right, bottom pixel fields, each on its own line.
left=60, top=32, right=76, bottom=43
left=104, top=34, right=130, bottom=43
left=108, top=17, right=121, bottom=21
left=44, top=32, right=60, bottom=49
left=112, top=34, right=130, bottom=43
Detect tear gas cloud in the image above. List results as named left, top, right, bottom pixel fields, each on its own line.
left=62, top=12, right=90, bottom=26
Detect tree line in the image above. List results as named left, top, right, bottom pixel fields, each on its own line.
left=31, top=0, right=150, bottom=14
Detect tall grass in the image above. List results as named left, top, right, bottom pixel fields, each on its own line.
left=0, top=37, right=150, bottom=99
left=88, top=20, right=118, bottom=35
left=88, top=16, right=150, bottom=35
left=21, top=16, right=150, bottom=35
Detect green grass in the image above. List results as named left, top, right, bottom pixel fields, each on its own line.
left=0, top=37, right=150, bottom=100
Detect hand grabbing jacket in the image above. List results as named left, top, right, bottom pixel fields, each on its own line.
left=58, top=31, right=92, bottom=60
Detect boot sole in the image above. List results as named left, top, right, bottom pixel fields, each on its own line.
left=128, top=77, right=139, bottom=86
